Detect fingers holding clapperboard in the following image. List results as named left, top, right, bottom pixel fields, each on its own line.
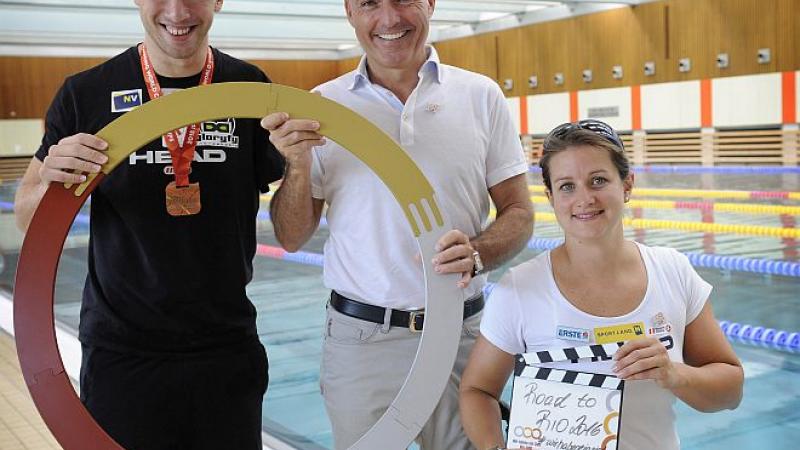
left=612, top=336, right=684, bottom=389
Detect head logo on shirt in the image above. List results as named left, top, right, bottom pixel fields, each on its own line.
left=111, top=89, right=143, bottom=113
left=128, top=117, right=239, bottom=169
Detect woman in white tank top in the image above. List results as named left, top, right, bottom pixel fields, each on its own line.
left=459, top=120, right=743, bottom=450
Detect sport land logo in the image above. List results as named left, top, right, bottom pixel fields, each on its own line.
left=593, top=322, right=645, bottom=345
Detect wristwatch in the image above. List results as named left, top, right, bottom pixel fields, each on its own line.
left=471, top=250, right=484, bottom=276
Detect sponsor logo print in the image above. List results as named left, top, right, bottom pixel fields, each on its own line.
left=111, top=89, right=143, bottom=112
left=556, top=326, right=591, bottom=342
left=129, top=149, right=227, bottom=171
left=199, top=118, right=239, bottom=148
left=648, top=323, right=672, bottom=335
left=511, top=425, right=545, bottom=447
left=128, top=118, right=239, bottom=172
left=593, top=322, right=646, bottom=344
left=651, top=312, right=667, bottom=327
left=160, top=118, right=239, bottom=149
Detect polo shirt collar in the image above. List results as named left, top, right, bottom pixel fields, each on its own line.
left=349, top=45, right=443, bottom=91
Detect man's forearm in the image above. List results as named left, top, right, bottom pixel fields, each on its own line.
left=471, top=205, right=533, bottom=272
left=14, top=176, right=48, bottom=232
left=270, top=161, right=319, bottom=252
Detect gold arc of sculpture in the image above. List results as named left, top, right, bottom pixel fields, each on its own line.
left=69, top=82, right=443, bottom=235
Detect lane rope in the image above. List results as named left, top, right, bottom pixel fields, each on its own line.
left=255, top=244, right=800, bottom=354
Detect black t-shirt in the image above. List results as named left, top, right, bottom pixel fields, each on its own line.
left=36, top=46, right=284, bottom=353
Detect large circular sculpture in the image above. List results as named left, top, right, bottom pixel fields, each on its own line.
left=14, top=83, right=465, bottom=449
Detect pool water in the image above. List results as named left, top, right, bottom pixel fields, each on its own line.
left=1, top=170, right=798, bottom=449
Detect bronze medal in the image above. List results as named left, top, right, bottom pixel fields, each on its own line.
left=165, top=181, right=201, bottom=216
left=140, top=44, right=213, bottom=219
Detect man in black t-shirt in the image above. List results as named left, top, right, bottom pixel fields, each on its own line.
left=14, top=1, right=283, bottom=448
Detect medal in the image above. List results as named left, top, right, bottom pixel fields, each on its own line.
left=139, top=43, right=214, bottom=216
left=165, top=181, right=202, bottom=216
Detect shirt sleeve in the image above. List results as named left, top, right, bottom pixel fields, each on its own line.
left=484, top=83, right=529, bottom=188
left=309, top=86, right=326, bottom=200
left=253, top=69, right=285, bottom=193
left=310, top=146, right=325, bottom=200
left=480, top=268, right=527, bottom=355
left=671, top=249, right=712, bottom=324
left=36, top=79, right=78, bottom=162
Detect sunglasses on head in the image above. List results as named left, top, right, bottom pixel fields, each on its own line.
left=548, top=119, right=625, bottom=150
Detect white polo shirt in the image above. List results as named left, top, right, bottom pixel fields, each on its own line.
left=311, top=47, right=528, bottom=310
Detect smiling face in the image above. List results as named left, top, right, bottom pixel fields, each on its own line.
left=546, top=145, right=634, bottom=243
left=135, top=0, right=221, bottom=62
left=345, top=0, right=435, bottom=74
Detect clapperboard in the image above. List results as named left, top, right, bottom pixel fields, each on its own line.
left=508, top=335, right=674, bottom=450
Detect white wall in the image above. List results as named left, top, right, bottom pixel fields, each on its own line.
left=641, top=81, right=701, bottom=130
left=514, top=71, right=795, bottom=134
left=506, top=97, right=521, bottom=135
left=713, top=73, right=781, bottom=127
left=528, top=92, right=571, bottom=134
left=0, top=119, right=43, bottom=156
left=577, top=87, right=632, bottom=131
left=795, top=71, right=799, bottom=123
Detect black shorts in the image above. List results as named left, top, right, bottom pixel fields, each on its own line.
left=79, top=342, right=268, bottom=450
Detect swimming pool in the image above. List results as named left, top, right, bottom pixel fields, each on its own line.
left=1, top=168, right=798, bottom=449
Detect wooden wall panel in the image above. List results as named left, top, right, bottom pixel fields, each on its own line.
left=795, top=0, right=800, bottom=71
left=518, top=20, right=571, bottom=94
left=0, top=56, right=341, bottom=119
left=667, top=0, right=715, bottom=81
left=249, top=60, right=338, bottom=90
left=565, top=7, right=642, bottom=90
left=518, top=2, right=670, bottom=92
left=496, top=28, right=521, bottom=96
left=434, top=32, right=498, bottom=80
left=437, top=2, right=673, bottom=95
left=2, top=0, right=796, bottom=114
left=776, top=0, right=797, bottom=71
left=337, top=56, right=361, bottom=76
left=434, top=0, right=797, bottom=96
left=671, top=0, right=778, bottom=80
left=0, top=56, right=105, bottom=120
left=628, top=1, right=671, bottom=86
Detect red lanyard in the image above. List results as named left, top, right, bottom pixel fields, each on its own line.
left=139, top=44, right=214, bottom=186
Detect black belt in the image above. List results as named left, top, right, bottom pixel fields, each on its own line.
left=329, top=291, right=484, bottom=333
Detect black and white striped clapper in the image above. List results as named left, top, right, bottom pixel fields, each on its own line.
left=513, top=334, right=674, bottom=382
left=507, top=335, right=674, bottom=450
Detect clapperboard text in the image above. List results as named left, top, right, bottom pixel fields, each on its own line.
left=509, top=337, right=673, bottom=450
left=514, top=377, right=618, bottom=450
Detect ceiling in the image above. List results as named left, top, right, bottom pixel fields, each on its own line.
left=0, top=0, right=652, bottom=60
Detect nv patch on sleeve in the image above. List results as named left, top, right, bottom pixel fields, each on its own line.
left=111, top=89, right=143, bottom=113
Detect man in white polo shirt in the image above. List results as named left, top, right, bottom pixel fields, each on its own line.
left=261, top=1, right=533, bottom=448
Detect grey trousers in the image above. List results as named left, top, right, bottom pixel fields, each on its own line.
left=320, top=304, right=481, bottom=450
